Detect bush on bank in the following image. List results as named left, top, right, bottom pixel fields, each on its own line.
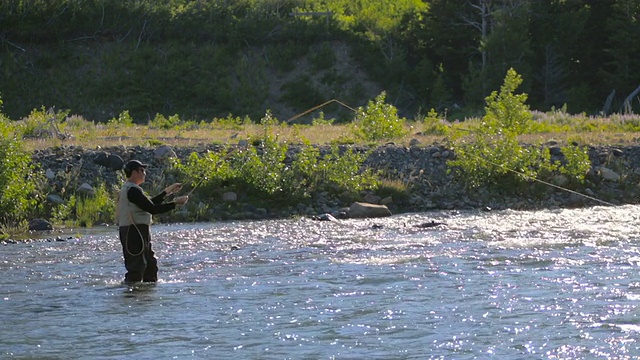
left=1, top=69, right=635, bottom=236
left=448, top=68, right=591, bottom=192
left=0, top=98, right=45, bottom=236
left=170, top=111, right=380, bottom=215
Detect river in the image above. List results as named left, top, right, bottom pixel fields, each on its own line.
left=2, top=205, right=640, bottom=359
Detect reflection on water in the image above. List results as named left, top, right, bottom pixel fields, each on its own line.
left=3, top=205, right=640, bottom=358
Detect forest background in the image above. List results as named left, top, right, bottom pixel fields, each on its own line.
left=3, top=0, right=640, bottom=123
left=3, top=0, right=640, bottom=235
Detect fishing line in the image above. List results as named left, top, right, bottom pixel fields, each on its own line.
left=124, top=205, right=146, bottom=257
left=285, top=99, right=614, bottom=207
left=474, top=155, right=616, bottom=207
left=286, top=98, right=356, bottom=123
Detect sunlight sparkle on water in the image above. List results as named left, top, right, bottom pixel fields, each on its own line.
left=4, top=206, right=640, bottom=358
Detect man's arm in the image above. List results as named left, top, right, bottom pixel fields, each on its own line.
left=150, top=191, right=167, bottom=205
left=127, top=187, right=176, bottom=215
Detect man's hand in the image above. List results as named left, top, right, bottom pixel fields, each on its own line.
left=174, top=195, right=189, bottom=206
left=164, top=183, right=183, bottom=195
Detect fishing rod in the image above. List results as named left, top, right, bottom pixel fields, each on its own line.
left=186, top=177, right=207, bottom=196
left=176, top=148, right=237, bottom=198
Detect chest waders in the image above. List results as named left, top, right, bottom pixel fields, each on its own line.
left=123, top=203, right=146, bottom=262
left=116, top=187, right=148, bottom=257
left=117, top=184, right=159, bottom=283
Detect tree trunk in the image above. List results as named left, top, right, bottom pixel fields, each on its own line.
left=623, top=84, right=640, bottom=114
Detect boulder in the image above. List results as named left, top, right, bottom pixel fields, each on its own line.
left=46, top=194, right=64, bottom=204
left=77, top=183, right=95, bottom=196
left=311, top=213, right=339, bottom=221
left=597, top=166, right=620, bottom=181
left=29, top=218, right=53, bottom=231
left=93, top=152, right=124, bottom=171
left=222, top=192, right=238, bottom=202
left=549, top=146, right=563, bottom=156
left=93, top=152, right=109, bottom=167
left=45, top=168, right=56, bottom=180
left=106, top=154, right=124, bottom=171
left=237, top=139, right=249, bottom=147
left=348, top=202, right=392, bottom=218
left=154, top=145, right=177, bottom=164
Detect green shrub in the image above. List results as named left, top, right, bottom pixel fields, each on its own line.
left=449, top=68, right=589, bottom=190
left=236, top=137, right=289, bottom=195
left=108, top=110, right=134, bottom=127
left=16, top=107, right=70, bottom=139
left=75, top=183, right=117, bottom=227
left=149, top=113, right=182, bottom=129
left=231, top=111, right=289, bottom=195
left=287, top=142, right=379, bottom=197
left=318, top=146, right=379, bottom=192
left=211, top=114, right=250, bottom=130
left=311, top=111, right=335, bottom=125
left=557, top=144, right=591, bottom=184
left=0, top=108, right=43, bottom=231
left=289, top=142, right=321, bottom=197
left=146, top=138, right=165, bottom=147
left=51, top=195, right=76, bottom=227
left=178, top=151, right=234, bottom=186
left=353, top=91, right=407, bottom=141
left=421, top=108, right=450, bottom=135
left=170, top=113, right=381, bottom=208
left=483, top=69, right=532, bottom=134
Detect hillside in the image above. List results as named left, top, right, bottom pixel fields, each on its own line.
left=2, top=38, right=385, bottom=124
left=4, top=1, right=640, bottom=123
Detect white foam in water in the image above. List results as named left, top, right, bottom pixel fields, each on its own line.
left=3, top=206, right=640, bottom=358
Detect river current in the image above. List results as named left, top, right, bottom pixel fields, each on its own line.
left=2, top=205, right=640, bottom=359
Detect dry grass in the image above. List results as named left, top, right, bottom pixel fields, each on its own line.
left=23, top=122, right=444, bottom=151
left=19, top=112, right=640, bottom=152
left=518, top=132, right=640, bottom=146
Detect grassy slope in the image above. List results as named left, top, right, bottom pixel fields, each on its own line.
left=2, top=37, right=385, bottom=125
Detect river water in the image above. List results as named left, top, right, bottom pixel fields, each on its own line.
left=2, top=205, right=640, bottom=359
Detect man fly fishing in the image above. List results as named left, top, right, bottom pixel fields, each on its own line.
left=117, top=160, right=189, bottom=284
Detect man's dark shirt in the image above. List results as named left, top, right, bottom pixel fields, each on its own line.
left=127, top=187, right=176, bottom=215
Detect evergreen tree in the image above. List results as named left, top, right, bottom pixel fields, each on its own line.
left=603, top=0, right=640, bottom=112
left=481, top=0, right=533, bottom=96
left=570, top=0, right=616, bottom=113
left=528, top=0, right=591, bottom=110
left=421, top=0, right=477, bottom=101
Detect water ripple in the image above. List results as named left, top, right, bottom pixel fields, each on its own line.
left=3, top=206, right=640, bottom=358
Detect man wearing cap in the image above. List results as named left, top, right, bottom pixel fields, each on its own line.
left=117, top=160, right=189, bottom=284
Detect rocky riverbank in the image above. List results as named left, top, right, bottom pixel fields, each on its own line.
left=31, top=143, right=640, bottom=223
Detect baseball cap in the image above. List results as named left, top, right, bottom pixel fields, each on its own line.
left=124, top=160, right=148, bottom=176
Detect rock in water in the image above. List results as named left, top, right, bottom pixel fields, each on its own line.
left=348, top=202, right=392, bottom=218
left=414, top=220, right=446, bottom=228
left=311, top=213, right=339, bottom=221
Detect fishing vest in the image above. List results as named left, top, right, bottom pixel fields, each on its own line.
left=117, top=181, right=152, bottom=226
